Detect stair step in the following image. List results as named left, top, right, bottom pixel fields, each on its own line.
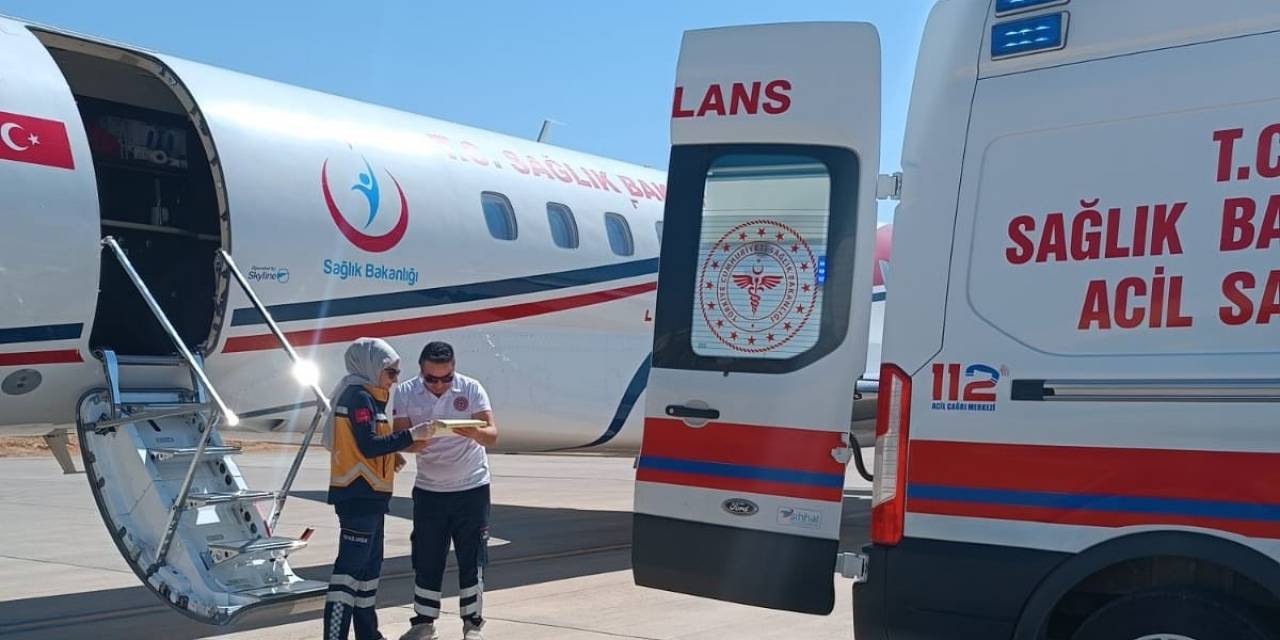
left=238, top=579, right=328, bottom=600
left=93, top=404, right=211, bottom=431
left=187, top=490, right=277, bottom=507
left=148, top=445, right=242, bottom=462
left=115, top=354, right=188, bottom=367
left=208, top=537, right=307, bottom=564
left=118, top=389, right=194, bottom=406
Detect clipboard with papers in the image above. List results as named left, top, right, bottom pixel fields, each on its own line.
left=414, top=419, right=487, bottom=434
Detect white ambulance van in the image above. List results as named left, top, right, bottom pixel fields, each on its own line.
left=633, top=1, right=1280, bottom=639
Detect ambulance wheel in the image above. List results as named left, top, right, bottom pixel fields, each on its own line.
left=1070, top=588, right=1274, bottom=640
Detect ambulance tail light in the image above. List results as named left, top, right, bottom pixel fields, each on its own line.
left=871, top=363, right=912, bottom=546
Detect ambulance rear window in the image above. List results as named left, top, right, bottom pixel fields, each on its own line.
left=651, top=143, right=859, bottom=375
left=690, top=154, right=831, bottom=360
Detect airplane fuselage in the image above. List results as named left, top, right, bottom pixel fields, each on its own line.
left=0, top=16, right=886, bottom=453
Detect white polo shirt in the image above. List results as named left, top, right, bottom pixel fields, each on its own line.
left=392, top=373, right=492, bottom=492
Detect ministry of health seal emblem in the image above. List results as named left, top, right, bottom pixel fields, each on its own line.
left=698, top=219, right=819, bottom=353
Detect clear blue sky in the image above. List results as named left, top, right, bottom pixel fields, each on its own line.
left=1, top=1, right=934, bottom=221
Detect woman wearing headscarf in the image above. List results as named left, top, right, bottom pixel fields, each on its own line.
left=323, top=337, right=433, bottom=640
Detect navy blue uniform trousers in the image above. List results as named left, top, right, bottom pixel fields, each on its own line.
left=409, top=484, right=490, bottom=626
left=325, top=500, right=387, bottom=640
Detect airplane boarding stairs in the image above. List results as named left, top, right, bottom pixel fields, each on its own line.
left=75, top=237, right=331, bottom=624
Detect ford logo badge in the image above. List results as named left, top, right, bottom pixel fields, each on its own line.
left=722, top=498, right=759, bottom=516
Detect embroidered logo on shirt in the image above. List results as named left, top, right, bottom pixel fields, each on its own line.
left=354, top=407, right=373, bottom=424
left=453, top=396, right=470, bottom=412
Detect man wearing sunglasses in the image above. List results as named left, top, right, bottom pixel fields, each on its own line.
left=393, top=341, right=497, bottom=640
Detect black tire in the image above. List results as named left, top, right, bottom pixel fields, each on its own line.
left=1071, top=588, right=1273, bottom=640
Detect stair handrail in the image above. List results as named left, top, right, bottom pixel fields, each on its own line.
left=101, top=237, right=239, bottom=572
left=216, top=249, right=332, bottom=533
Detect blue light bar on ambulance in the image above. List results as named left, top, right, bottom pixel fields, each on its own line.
left=995, top=0, right=1068, bottom=17
left=991, top=12, right=1067, bottom=60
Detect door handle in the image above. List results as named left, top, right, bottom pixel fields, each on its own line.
left=666, top=404, right=720, bottom=420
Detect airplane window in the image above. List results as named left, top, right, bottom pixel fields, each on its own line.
left=546, top=202, right=580, bottom=249
left=655, top=220, right=664, bottom=242
left=481, top=192, right=518, bottom=240
left=604, top=213, right=635, bottom=256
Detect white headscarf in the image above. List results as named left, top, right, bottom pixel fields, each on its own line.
left=321, top=337, right=399, bottom=451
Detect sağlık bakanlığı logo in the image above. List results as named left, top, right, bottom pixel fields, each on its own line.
left=320, top=156, right=420, bottom=287
left=322, top=156, right=409, bottom=252
left=700, top=219, right=818, bottom=353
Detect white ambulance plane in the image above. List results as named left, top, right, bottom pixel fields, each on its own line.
left=0, top=13, right=891, bottom=626
left=633, top=2, right=1280, bottom=640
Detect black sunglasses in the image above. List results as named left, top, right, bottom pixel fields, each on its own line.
left=423, top=373, right=455, bottom=384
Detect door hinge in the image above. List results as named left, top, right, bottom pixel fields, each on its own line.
left=876, top=172, right=903, bottom=201
left=838, top=552, right=869, bottom=583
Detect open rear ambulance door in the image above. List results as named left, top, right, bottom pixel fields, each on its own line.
left=633, top=22, right=881, bottom=614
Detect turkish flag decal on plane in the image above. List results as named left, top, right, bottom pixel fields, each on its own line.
left=0, top=111, right=75, bottom=170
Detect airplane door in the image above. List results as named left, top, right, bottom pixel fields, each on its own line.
left=0, top=19, right=100, bottom=395
left=633, top=23, right=881, bottom=614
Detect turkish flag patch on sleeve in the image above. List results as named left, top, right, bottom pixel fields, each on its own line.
left=353, top=407, right=373, bottom=424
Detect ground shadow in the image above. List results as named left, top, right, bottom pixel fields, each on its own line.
left=0, top=493, right=871, bottom=639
